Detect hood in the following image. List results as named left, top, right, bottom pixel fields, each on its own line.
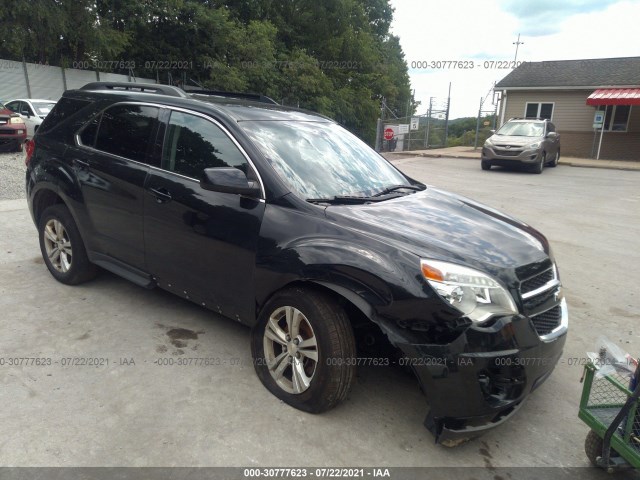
left=488, top=134, right=542, bottom=146
left=324, top=188, right=550, bottom=282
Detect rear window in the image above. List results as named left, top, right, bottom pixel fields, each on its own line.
left=38, top=97, right=92, bottom=133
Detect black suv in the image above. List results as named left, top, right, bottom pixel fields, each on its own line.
left=26, top=82, right=568, bottom=444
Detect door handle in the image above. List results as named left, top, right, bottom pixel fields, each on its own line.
left=73, top=158, right=90, bottom=170
left=149, top=187, right=172, bottom=203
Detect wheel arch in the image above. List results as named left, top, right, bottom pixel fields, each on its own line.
left=32, top=187, right=66, bottom=226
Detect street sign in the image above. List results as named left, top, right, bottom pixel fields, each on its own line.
left=398, top=124, right=409, bottom=134
left=384, top=128, right=394, bottom=140
left=593, top=111, right=605, bottom=129
left=410, top=117, right=419, bottom=130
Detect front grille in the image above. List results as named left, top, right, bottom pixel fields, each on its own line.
left=494, top=148, right=521, bottom=156
left=521, top=268, right=554, bottom=295
left=530, top=305, right=562, bottom=336
left=0, top=129, right=16, bottom=135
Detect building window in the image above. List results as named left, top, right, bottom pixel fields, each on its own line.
left=597, top=105, right=631, bottom=132
left=525, top=102, right=554, bottom=120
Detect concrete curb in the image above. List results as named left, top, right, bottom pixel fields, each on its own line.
left=384, top=152, right=640, bottom=171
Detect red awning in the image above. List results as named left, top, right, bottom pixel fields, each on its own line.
left=586, top=88, right=640, bottom=106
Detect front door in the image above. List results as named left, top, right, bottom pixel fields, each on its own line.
left=143, top=109, right=265, bottom=323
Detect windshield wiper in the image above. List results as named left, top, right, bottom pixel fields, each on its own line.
left=307, top=196, right=373, bottom=205
left=372, top=184, right=424, bottom=197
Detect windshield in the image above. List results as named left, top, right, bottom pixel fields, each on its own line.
left=240, top=121, right=411, bottom=199
left=32, top=101, right=56, bottom=116
left=497, top=121, right=544, bottom=137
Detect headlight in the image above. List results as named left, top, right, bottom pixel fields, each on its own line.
left=527, top=142, right=540, bottom=149
left=421, top=259, right=517, bottom=323
left=8, top=117, right=25, bottom=125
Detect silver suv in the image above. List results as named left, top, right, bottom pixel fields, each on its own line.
left=481, top=118, right=560, bottom=173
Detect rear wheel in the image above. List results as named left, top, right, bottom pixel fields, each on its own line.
left=251, top=287, right=356, bottom=413
left=38, top=204, right=97, bottom=285
left=481, top=160, right=492, bottom=171
left=584, top=430, right=620, bottom=467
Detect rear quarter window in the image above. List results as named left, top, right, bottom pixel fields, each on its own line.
left=38, top=97, right=92, bottom=134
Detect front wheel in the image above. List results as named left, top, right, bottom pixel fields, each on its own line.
left=547, top=150, right=559, bottom=167
left=531, top=152, right=545, bottom=174
left=14, top=141, right=24, bottom=153
left=481, top=160, right=492, bottom=171
left=251, top=287, right=356, bottom=413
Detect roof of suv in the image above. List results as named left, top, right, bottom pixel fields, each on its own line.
left=70, top=82, right=330, bottom=123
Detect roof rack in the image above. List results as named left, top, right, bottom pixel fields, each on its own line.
left=79, top=82, right=187, bottom=98
left=185, top=88, right=279, bottom=105
left=508, top=117, right=549, bottom=121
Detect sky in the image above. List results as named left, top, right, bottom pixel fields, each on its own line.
left=389, top=0, right=640, bottom=119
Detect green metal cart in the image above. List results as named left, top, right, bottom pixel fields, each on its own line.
left=579, top=361, right=640, bottom=472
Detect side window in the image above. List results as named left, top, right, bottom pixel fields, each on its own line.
left=161, top=111, right=248, bottom=179
left=79, top=115, right=101, bottom=147
left=95, top=104, right=159, bottom=163
left=6, top=101, right=21, bottom=113
left=547, top=123, right=555, bottom=133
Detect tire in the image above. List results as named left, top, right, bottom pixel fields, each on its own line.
left=481, top=160, right=492, bottom=171
left=547, top=150, right=559, bottom=167
left=38, top=204, right=98, bottom=285
left=584, top=430, right=620, bottom=467
left=532, top=152, right=545, bottom=174
left=251, top=287, right=356, bottom=413
left=14, top=141, right=24, bottom=153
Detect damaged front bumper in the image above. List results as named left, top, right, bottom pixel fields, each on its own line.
left=396, top=298, right=568, bottom=444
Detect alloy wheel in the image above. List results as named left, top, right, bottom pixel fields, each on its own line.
left=43, top=219, right=73, bottom=273
left=263, top=306, right=319, bottom=394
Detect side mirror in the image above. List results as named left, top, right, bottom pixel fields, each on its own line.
left=200, top=167, right=261, bottom=197
left=489, top=129, right=496, bottom=134
left=545, top=132, right=557, bottom=138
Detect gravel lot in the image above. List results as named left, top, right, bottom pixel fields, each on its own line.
left=0, top=151, right=26, bottom=200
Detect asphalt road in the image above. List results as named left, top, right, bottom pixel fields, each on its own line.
left=0, top=156, right=639, bottom=474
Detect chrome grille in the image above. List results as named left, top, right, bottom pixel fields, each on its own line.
left=530, top=305, right=562, bottom=336
left=521, top=268, right=554, bottom=295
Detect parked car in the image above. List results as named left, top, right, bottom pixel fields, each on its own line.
left=4, top=98, right=57, bottom=139
left=26, top=82, right=568, bottom=445
left=0, top=102, right=27, bottom=152
left=481, top=118, right=560, bottom=173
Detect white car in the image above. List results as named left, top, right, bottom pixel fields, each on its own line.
left=4, top=99, right=57, bottom=139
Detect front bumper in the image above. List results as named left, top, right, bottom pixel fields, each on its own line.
left=396, top=298, right=567, bottom=444
left=482, top=145, right=542, bottom=165
left=0, top=125, right=27, bottom=151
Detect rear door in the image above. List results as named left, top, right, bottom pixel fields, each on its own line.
left=69, top=103, right=161, bottom=269
left=143, top=109, right=265, bottom=323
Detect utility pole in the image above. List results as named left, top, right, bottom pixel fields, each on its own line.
left=513, top=33, right=524, bottom=63
left=425, top=97, right=434, bottom=148
left=444, top=83, right=451, bottom=147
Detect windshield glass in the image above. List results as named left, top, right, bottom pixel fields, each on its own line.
left=240, top=121, right=410, bottom=199
left=497, top=121, right=544, bottom=137
left=32, top=102, right=56, bottom=116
